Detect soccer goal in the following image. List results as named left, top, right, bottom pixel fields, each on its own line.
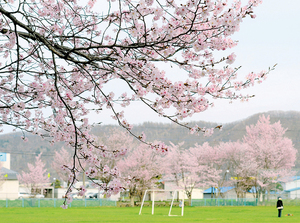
left=138, top=189, right=184, bottom=216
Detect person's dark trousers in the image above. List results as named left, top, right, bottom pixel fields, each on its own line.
left=278, top=209, right=282, bottom=217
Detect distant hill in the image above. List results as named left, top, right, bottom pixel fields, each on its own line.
left=1, top=110, right=300, bottom=178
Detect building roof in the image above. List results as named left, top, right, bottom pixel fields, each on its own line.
left=0, top=167, right=18, bottom=180
left=203, top=187, right=234, bottom=194
left=290, top=176, right=300, bottom=181
left=246, top=187, right=279, bottom=194
left=284, top=187, right=300, bottom=193
left=203, top=186, right=280, bottom=194
left=279, top=176, right=300, bottom=183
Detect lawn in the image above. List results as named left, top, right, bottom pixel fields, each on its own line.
left=0, top=206, right=299, bottom=222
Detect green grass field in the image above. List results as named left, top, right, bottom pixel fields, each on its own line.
left=0, top=206, right=298, bottom=223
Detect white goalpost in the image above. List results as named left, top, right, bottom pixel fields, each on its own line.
left=138, top=189, right=185, bottom=216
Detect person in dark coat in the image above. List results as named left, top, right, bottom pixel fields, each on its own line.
left=276, top=197, right=283, bottom=217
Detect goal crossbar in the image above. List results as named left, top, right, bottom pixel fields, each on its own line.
left=138, top=189, right=184, bottom=216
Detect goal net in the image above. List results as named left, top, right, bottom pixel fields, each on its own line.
left=138, top=189, right=185, bottom=216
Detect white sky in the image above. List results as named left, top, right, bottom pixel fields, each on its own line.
left=2, top=0, right=300, bottom=134
left=105, top=0, right=300, bottom=125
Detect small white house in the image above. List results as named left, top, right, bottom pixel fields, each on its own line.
left=0, top=167, right=19, bottom=200
left=56, top=181, right=120, bottom=200
left=0, top=153, right=19, bottom=199
left=161, top=176, right=204, bottom=200
left=203, top=187, right=237, bottom=199
left=281, top=176, right=300, bottom=199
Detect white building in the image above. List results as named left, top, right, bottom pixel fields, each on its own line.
left=0, top=167, right=19, bottom=199
left=56, top=181, right=119, bottom=200
left=281, top=176, right=300, bottom=199
left=162, top=176, right=203, bottom=200
left=0, top=153, right=19, bottom=200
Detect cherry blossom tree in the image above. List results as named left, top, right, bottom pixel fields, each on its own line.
left=189, top=142, right=223, bottom=198
left=243, top=115, right=297, bottom=202
left=117, top=143, right=165, bottom=207
left=190, top=141, right=257, bottom=199
left=18, top=153, right=49, bottom=196
left=175, top=116, right=297, bottom=201
left=52, top=147, right=73, bottom=184
left=91, top=128, right=135, bottom=187
left=53, top=146, right=92, bottom=190
left=219, top=141, right=257, bottom=198
left=0, top=0, right=271, bottom=207
left=165, top=142, right=217, bottom=205
left=166, top=143, right=197, bottom=205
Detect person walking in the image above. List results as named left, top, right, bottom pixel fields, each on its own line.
left=276, top=197, right=283, bottom=217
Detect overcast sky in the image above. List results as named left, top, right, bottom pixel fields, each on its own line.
left=105, top=0, right=300, bottom=125
left=188, top=0, right=300, bottom=124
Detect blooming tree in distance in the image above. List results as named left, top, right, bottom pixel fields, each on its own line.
left=243, top=115, right=297, bottom=202
left=165, top=142, right=216, bottom=205
left=91, top=128, right=135, bottom=187
left=117, top=143, right=164, bottom=206
left=52, top=147, right=89, bottom=191
left=166, top=143, right=198, bottom=205
left=0, top=0, right=272, bottom=207
left=18, top=153, right=49, bottom=196
left=188, top=142, right=223, bottom=198
left=219, top=141, right=257, bottom=198
left=186, top=123, right=296, bottom=200
left=52, top=147, right=73, bottom=184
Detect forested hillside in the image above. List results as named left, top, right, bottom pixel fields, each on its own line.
left=1, top=110, right=300, bottom=177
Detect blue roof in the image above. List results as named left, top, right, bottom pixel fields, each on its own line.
left=291, top=176, right=300, bottom=181
left=284, top=187, right=300, bottom=192
left=279, top=176, right=300, bottom=183
left=203, top=186, right=280, bottom=194
left=248, top=187, right=256, bottom=193
left=248, top=187, right=279, bottom=194
left=203, top=187, right=234, bottom=193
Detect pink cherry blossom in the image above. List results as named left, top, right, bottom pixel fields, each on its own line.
left=0, top=0, right=270, bottom=208
left=117, top=143, right=165, bottom=206
left=18, top=153, right=49, bottom=197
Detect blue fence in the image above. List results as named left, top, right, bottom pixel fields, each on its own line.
left=191, top=198, right=300, bottom=207
left=2, top=198, right=298, bottom=208
left=191, top=198, right=258, bottom=207
left=0, top=198, right=116, bottom=208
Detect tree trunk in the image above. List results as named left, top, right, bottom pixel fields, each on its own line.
left=255, top=188, right=259, bottom=199
left=139, top=190, right=144, bottom=202
left=130, top=196, right=135, bottom=207
left=188, top=195, right=192, bottom=206
left=186, top=190, right=192, bottom=206
left=261, top=189, right=266, bottom=206
left=267, top=189, right=270, bottom=202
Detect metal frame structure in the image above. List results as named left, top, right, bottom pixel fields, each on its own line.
left=138, top=189, right=184, bottom=216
